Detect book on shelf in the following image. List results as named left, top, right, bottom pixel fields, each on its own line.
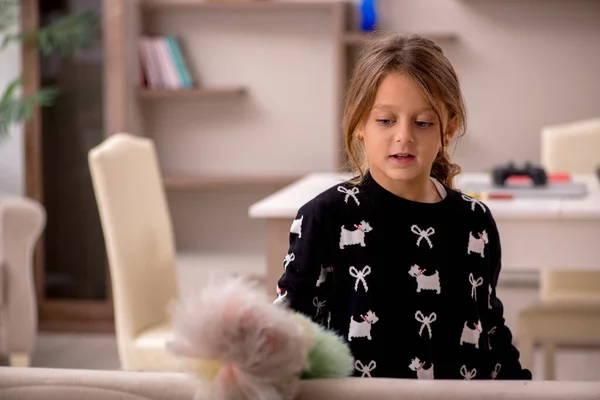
left=138, top=35, right=195, bottom=90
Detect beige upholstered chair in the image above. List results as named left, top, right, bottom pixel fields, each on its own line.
left=88, top=133, right=182, bottom=371
left=518, top=118, right=600, bottom=380
left=0, top=195, right=46, bottom=367
left=89, top=132, right=266, bottom=371
left=540, top=118, right=600, bottom=173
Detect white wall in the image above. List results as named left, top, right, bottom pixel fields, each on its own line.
left=2, top=1, right=600, bottom=194
left=0, top=5, right=23, bottom=195
left=377, top=0, right=600, bottom=172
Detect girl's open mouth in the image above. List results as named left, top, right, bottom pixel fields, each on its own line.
left=390, top=153, right=415, bottom=164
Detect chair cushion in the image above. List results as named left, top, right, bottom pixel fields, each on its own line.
left=130, top=320, right=182, bottom=372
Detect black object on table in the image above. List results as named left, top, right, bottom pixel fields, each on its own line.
left=492, top=162, right=548, bottom=186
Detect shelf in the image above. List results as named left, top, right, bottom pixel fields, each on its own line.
left=139, top=87, right=246, bottom=100
left=163, top=174, right=302, bottom=189
left=343, top=31, right=459, bottom=46
left=141, top=0, right=339, bottom=11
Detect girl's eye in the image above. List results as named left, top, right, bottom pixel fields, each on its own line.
left=376, top=119, right=394, bottom=126
left=415, top=121, right=433, bottom=128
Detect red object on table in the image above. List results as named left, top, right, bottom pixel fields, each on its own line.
left=548, top=172, right=571, bottom=183
left=505, top=175, right=533, bottom=185
left=487, top=192, right=514, bottom=200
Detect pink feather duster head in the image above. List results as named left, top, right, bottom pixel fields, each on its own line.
left=166, top=276, right=316, bottom=400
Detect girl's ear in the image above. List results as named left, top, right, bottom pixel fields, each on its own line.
left=357, top=125, right=365, bottom=141
left=445, top=116, right=459, bottom=142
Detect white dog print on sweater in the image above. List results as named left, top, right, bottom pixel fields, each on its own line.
left=408, top=264, right=441, bottom=294
left=460, top=320, right=482, bottom=348
left=290, top=215, right=303, bottom=238
left=409, top=357, right=434, bottom=380
left=339, top=221, right=373, bottom=249
left=467, top=230, right=488, bottom=257
left=316, top=265, right=332, bottom=287
left=348, top=310, right=379, bottom=341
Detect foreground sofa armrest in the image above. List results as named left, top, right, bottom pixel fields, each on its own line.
left=2, top=367, right=600, bottom=400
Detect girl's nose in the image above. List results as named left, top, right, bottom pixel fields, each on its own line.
left=394, top=120, right=414, bottom=143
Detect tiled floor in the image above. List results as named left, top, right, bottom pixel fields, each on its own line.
left=8, top=275, right=600, bottom=381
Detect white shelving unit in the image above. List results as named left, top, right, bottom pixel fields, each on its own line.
left=104, top=0, right=458, bottom=288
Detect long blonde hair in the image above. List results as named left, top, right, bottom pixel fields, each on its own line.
left=342, top=32, right=467, bottom=189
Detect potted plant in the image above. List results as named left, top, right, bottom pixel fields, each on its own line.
left=0, top=0, right=98, bottom=143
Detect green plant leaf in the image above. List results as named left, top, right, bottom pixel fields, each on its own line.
left=3, top=10, right=99, bottom=54
left=0, top=80, right=59, bottom=140
left=0, top=77, right=21, bottom=107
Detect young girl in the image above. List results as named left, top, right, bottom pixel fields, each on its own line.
left=275, top=33, right=532, bottom=381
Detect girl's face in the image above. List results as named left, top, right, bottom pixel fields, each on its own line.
left=358, top=72, right=450, bottom=188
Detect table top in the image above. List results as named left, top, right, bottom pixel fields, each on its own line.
left=248, top=172, right=600, bottom=220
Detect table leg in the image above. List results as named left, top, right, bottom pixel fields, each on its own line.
left=265, top=218, right=293, bottom=300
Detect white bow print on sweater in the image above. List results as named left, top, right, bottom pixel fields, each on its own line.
left=491, top=363, right=501, bottom=379
left=415, top=311, right=437, bottom=339
left=460, top=365, right=477, bottom=380
left=337, top=186, right=360, bottom=206
left=349, top=266, right=371, bottom=292
left=462, top=194, right=487, bottom=212
left=487, top=326, right=497, bottom=349
left=283, top=253, right=295, bottom=269
left=411, top=225, right=435, bottom=248
left=355, top=360, right=376, bottom=377
left=469, top=273, right=483, bottom=300
left=313, top=296, right=326, bottom=317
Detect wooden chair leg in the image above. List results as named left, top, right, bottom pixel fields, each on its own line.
left=9, top=353, right=30, bottom=367
left=518, top=333, right=535, bottom=373
left=543, top=341, right=556, bottom=380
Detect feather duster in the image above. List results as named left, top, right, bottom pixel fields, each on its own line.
left=166, top=275, right=354, bottom=400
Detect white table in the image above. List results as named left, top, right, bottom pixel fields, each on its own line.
left=249, top=173, right=600, bottom=294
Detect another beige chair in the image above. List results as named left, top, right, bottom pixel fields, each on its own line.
left=540, top=118, right=600, bottom=173
left=0, top=195, right=46, bottom=367
left=518, top=118, right=600, bottom=380
left=88, top=133, right=182, bottom=372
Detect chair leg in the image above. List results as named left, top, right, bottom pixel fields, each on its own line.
left=543, top=341, right=556, bottom=380
left=9, top=353, right=30, bottom=367
left=518, top=334, right=535, bottom=374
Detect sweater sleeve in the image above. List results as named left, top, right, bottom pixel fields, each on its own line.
left=486, top=213, right=533, bottom=380
left=274, top=198, right=333, bottom=327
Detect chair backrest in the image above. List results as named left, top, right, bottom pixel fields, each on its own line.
left=88, top=133, right=179, bottom=344
left=541, top=118, right=600, bottom=173
left=539, top=118, right=600, bottom=301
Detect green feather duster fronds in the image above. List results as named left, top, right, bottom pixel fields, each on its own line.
left=292, top=312, right=354, bottom=379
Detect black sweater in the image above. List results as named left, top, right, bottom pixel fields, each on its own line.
left=275, top=171, right=532, bottom=380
